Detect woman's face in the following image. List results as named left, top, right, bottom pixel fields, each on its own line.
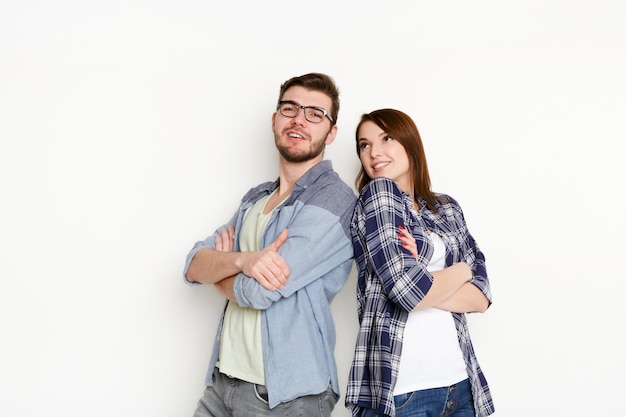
left=357, top=121, right=412, bottom=194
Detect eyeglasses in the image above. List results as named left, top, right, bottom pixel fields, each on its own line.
left=277, top=101, right=334, bottom=124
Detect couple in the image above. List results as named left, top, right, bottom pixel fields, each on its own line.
left=183, top=73, right=494, bottom=417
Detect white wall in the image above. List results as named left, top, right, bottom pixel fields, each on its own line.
left=1, top=1, right=624, bottom=415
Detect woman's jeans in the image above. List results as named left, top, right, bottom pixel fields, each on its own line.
left=361, top=379, right=474, bottom=417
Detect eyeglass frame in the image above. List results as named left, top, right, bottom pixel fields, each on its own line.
left=277, top=100, right=334, bottom=124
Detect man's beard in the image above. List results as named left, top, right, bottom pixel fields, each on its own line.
left=275, top=135, right=327, bottom=163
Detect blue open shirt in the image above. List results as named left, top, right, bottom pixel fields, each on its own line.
left=184, top=161, right=356, bottom=409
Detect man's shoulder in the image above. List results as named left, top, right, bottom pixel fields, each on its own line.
left=303, top=173, right=356, bottom=214
left=240, top=180, right=276, bottom=203
left=319, top=171, right=355, bottom=195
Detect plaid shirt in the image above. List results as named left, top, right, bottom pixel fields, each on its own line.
left=345, top=178, right=494, bottom=417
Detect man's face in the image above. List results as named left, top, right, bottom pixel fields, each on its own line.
left=272, top=86, right=336, bottom=163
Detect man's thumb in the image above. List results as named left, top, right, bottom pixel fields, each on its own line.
left=272, top=228, right=288, bottom=250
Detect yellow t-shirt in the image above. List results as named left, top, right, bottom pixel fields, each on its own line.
left=217, top=191, right=279, bottom=384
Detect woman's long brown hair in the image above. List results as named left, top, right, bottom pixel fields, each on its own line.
left=355, top=108, right=444, bottom=212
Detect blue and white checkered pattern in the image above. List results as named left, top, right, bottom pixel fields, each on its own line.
left=345, top=177, right=495, bottom=417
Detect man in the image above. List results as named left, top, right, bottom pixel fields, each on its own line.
left=184, top=73, right=356, bottom=417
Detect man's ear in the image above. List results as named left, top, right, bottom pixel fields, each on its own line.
left=325, top=124, right=338, bottom=145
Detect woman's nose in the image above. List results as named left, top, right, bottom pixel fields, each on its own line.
left=369, top=143, right=382, bottom=157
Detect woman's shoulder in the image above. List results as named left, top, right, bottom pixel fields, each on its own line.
left=431, top=192, right=465, bottom=218
left=359, top=177, right=403, bottom=198
left=433, top=192, right=458, bottom=206
left=356, top=178, right=409, bottom=218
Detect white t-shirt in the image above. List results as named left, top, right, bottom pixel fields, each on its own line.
left=393, top=232, right=468, bottom=394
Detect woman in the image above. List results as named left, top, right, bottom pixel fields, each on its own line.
left=345, top=109, right=495, bottom=417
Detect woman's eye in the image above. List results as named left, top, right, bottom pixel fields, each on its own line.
left=384, top=136, right=394, bottom=142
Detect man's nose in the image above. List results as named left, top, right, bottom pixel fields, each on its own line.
left=291, top=108, right=308, bottom=125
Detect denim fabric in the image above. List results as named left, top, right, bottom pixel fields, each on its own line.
left=192, top=368, right=336, bottom=417
left=360, top=379, right=474, bottom=417
left=184, top=160, right=356, bottom=408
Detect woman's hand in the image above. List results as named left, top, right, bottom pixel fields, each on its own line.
left=398, top=225, right=418, bottom=259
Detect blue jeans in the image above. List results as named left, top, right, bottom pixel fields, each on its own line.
left=361, top=379, right=474, bottom=417
left=192, top=368, right=336, bottom=417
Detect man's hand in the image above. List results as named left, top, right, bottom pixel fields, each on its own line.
left=238, top=229, right=290, bottom=291
left=214, top=226, right=290, bottom=291
left=215, top=225, right=235, bottom=252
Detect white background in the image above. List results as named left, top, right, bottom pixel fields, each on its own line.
left=1, top=1, right=625, bottom=416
